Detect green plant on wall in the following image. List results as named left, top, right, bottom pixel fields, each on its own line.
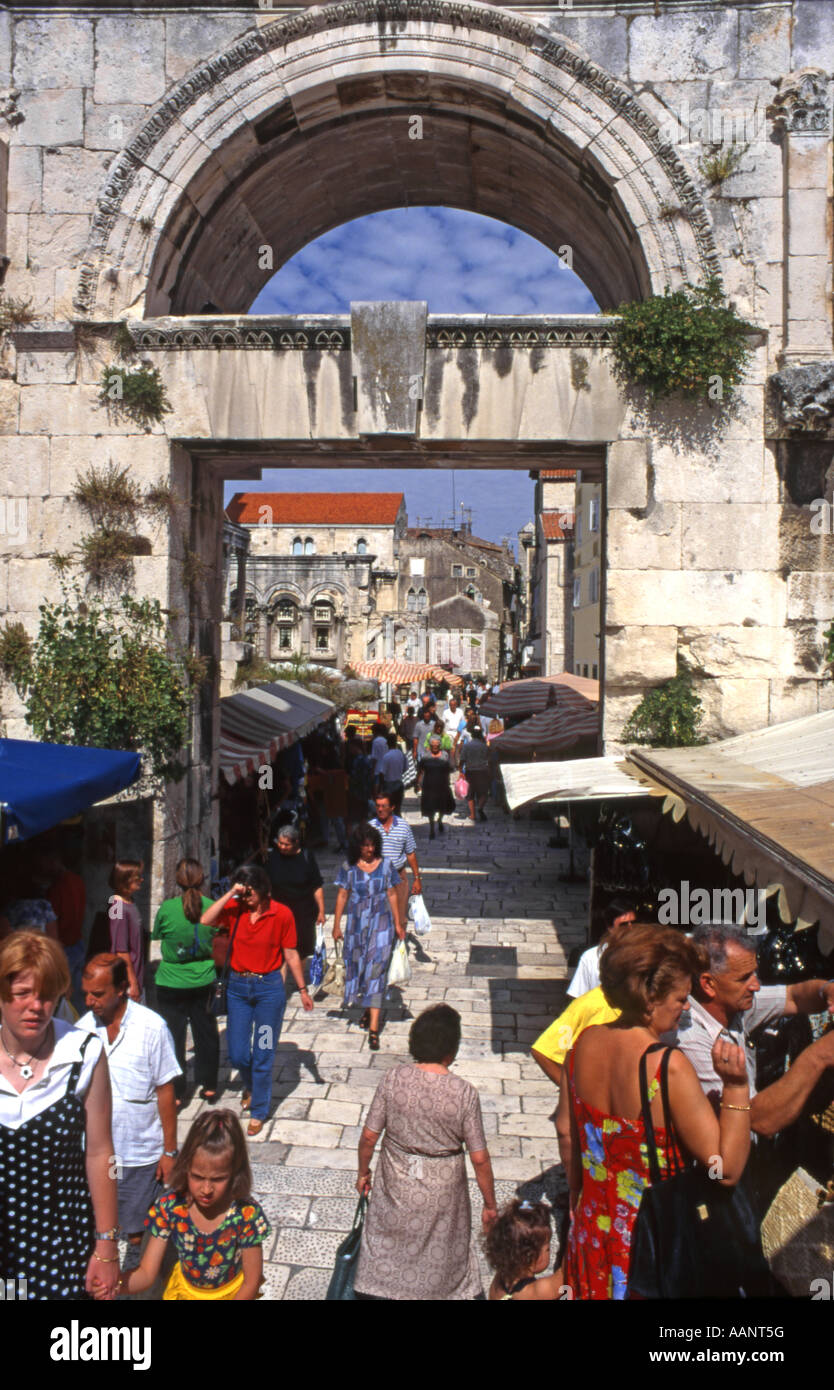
left=99, top=362, right=172, bottom=429
left=605, top=277, right=753, bottom=402
left=0, top=576, right=202, bottom=783
left=824, top=622, right=834, bottom=670
left=622, top=656, right=706, bottom=748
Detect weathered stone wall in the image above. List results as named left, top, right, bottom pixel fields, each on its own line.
left=0, top=0, right=832, bottom=878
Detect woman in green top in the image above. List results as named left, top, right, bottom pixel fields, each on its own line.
left=152, top=859, right=219, bottom=1107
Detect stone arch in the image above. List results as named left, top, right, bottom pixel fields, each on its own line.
left=73, top=0, right=722, bottom=319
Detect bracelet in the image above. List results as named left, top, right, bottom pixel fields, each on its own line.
left=163, top=1149, right=179, bottom=1158
left=95, top=1228, right=119, bottom=1242
left=721, top=1102, right=752, bottom=1111
left=93, top=1252, right=120, bottom=1263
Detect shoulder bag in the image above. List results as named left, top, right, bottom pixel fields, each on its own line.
left=207, top=905, right=244, bottom=1018
left=627, top=1044, right=773, bottom=1299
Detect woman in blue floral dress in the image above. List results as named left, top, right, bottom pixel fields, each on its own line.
left=333, top=822, right=405, bottom=1051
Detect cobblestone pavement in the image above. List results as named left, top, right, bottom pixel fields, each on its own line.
left=173, top=793, right=588, bottom=1299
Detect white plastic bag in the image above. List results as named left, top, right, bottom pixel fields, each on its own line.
left=408, top=892, right=432, bottom=936
left=387, top=938, right=412, bottom=986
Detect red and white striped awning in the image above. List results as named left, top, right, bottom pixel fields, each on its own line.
left=490, top=693, right=600, bottom=760
left=219, top=681, right=335, bottom=784
left=481, top=672, right=598, bottom=718
left=353, top=660, right=464, bottom=687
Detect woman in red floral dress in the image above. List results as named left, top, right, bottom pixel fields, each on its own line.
left=563, top=924, right=751, bottom=1300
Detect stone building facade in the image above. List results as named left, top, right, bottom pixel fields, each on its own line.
left=0, top=0, right=832, bottom=899
left=223, top=492, right=406, bottom=670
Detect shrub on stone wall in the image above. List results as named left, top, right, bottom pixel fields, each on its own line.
left=605, top=277, right=753, bottom=401
left=622, top=657, right=706, bottom=747
left=99, top=362, right=172, bottom=428
left=7, top=578, right=197, bottom=784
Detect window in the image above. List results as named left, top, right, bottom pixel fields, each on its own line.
left=583, top=664, right=589, bottom=678
left=416, top=587, right=428, bottom=611
left=313, top=605, right=331, bottom=622
left=356, top=538, right=367, bottom=555
left=592, top=664, right=598, bottom=679
left=466, top=567, right=476, bottom=578
left=292, top=537, right=302, bottom=555
left=279, top=628, right=292, bottom=650
left=451, top=564, right=463, bottom=578
left=406, top=587, right=417, bottom=612
left=575, top=662, right=580, bottom=675
left=589, top=568, right=599, bottom=604
left=313, top=600, right=332, bottom=651
left=315, top=628, right=330, bottom=650
left=576, top=514, right=583, bottom=545
left=276, top=599, right=295, bottom=620
left=573, top=577, right=581, bottom=608
left=589, top=496, right=600, bottom=532
left=304, top=537, right=314, bottom=555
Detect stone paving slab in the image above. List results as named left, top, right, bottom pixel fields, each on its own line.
left=168, top=797, right=584, bottom=1298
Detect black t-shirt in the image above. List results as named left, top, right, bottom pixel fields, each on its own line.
left=265, top=848, right=323, bottom=901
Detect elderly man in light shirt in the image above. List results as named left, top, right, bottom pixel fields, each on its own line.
left=672, top=923, right=834, bottom=1138
left=79, top=953, right=181, bottom=1250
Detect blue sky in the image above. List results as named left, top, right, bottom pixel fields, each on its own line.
left=227, top=208, right=598, bottom=545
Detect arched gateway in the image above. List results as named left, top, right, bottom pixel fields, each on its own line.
left=2, top=1, right=833, bottom=890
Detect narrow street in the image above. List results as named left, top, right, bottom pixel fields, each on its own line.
left=174, top=795, right=587, bottom=1299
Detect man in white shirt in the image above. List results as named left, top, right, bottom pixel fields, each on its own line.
left=567, top=897, right=637, bottom=997
left=405, top=691, right=420, bottom=716
left=79, top=953, right=181, bottom=1246
left=674, top=924, right=834, bottom=1135
left=441, top=697, right=464, bottom=744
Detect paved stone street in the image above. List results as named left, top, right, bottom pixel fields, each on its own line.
left=173, top=795, right=587, bottom=1298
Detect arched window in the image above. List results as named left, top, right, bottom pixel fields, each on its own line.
left=292, top=536, right=302, bottom=555
left=304, top=537, right=314, bottom=555
left=356, top=537, right=367, bottom=555
left=416, top=587, right=428, bottom=611
left=406, top=587, right=417, bottom=612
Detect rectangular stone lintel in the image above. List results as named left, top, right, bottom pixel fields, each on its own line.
left=13, top=323, right=76, bottom=352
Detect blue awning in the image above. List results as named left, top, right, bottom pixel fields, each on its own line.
left=0, top=738, right=142, bottom=845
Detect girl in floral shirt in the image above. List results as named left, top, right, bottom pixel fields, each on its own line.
left=119, top=1110, right=270, bottom=1300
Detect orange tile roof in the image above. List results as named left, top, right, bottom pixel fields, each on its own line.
left=227, top=492, right=404, bottom=525
left=539, top=469, right=577, bottom=479
left=541, top=510, right=574, bottom=541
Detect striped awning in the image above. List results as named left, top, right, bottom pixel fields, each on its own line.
left=219, top=680, right=335, bottom=784
left=481, top=672, right=599, bottom=718
left=489, top=693, right=600, bottom=760
left=353, top=660, right=463, bottom=687
left=501, top=756, right=647, bottom=811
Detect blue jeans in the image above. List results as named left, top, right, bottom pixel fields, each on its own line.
left=226, top=971, right=286, bottom=1122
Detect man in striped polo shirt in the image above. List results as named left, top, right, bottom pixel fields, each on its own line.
left=370, top=792, right=423, bottom=929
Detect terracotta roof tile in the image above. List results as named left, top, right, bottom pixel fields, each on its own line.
left=541, top=510, right=574, bottom=541
left=227, top=492, right=404, bottom=525
left=539, top=469, right=577, bottom=480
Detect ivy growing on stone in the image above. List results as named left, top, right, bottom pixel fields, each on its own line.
left=605, top=277, right=753, bottom=401
left=622, top=657, right=706, bottom=748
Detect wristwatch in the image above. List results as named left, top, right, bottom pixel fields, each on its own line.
left=95, top=1227, right=119, bottom=1242
left=163, top=1149, right=179, bottom=1158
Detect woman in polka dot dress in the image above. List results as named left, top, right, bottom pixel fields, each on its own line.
left=0, top=933, right=119, bottom=1300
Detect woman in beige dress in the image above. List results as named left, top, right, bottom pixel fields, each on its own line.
left=354, top=1004, right=497, bottom=1300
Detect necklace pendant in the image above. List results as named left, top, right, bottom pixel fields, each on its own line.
left=19, top=1064, right=33, bottom=1080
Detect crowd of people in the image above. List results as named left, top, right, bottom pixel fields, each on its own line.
left=1, top=676, right=832, bottom=1302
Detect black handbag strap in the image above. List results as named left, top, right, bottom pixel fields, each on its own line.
left=219, top=904, right=244, bottom=984
left=657, top=1046, right=686, bottom=1178
left=638, top=1043, right=677, bottom=1186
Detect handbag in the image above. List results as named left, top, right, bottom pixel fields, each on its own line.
left=402, top=750, right=417, bottom=788
left=627, top=1045, right=773, bottom=1299
left=325, top=1195, right=368, bottom=1301
left=454, top=774, right=469, bottom=800
left=322, top=937, right=345, bottom=996
left=760, top=1167, right=834, bottom=1297
left=207, top=906, right=243, bottom=1018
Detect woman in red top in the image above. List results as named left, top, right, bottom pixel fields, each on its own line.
left=201, top=865, right=313, bottom=1136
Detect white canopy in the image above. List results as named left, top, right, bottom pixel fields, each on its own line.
left=501, top=756, right=646, bottom=811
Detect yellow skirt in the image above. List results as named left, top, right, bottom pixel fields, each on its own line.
left=162, top=1263, right=245, bottom=1301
